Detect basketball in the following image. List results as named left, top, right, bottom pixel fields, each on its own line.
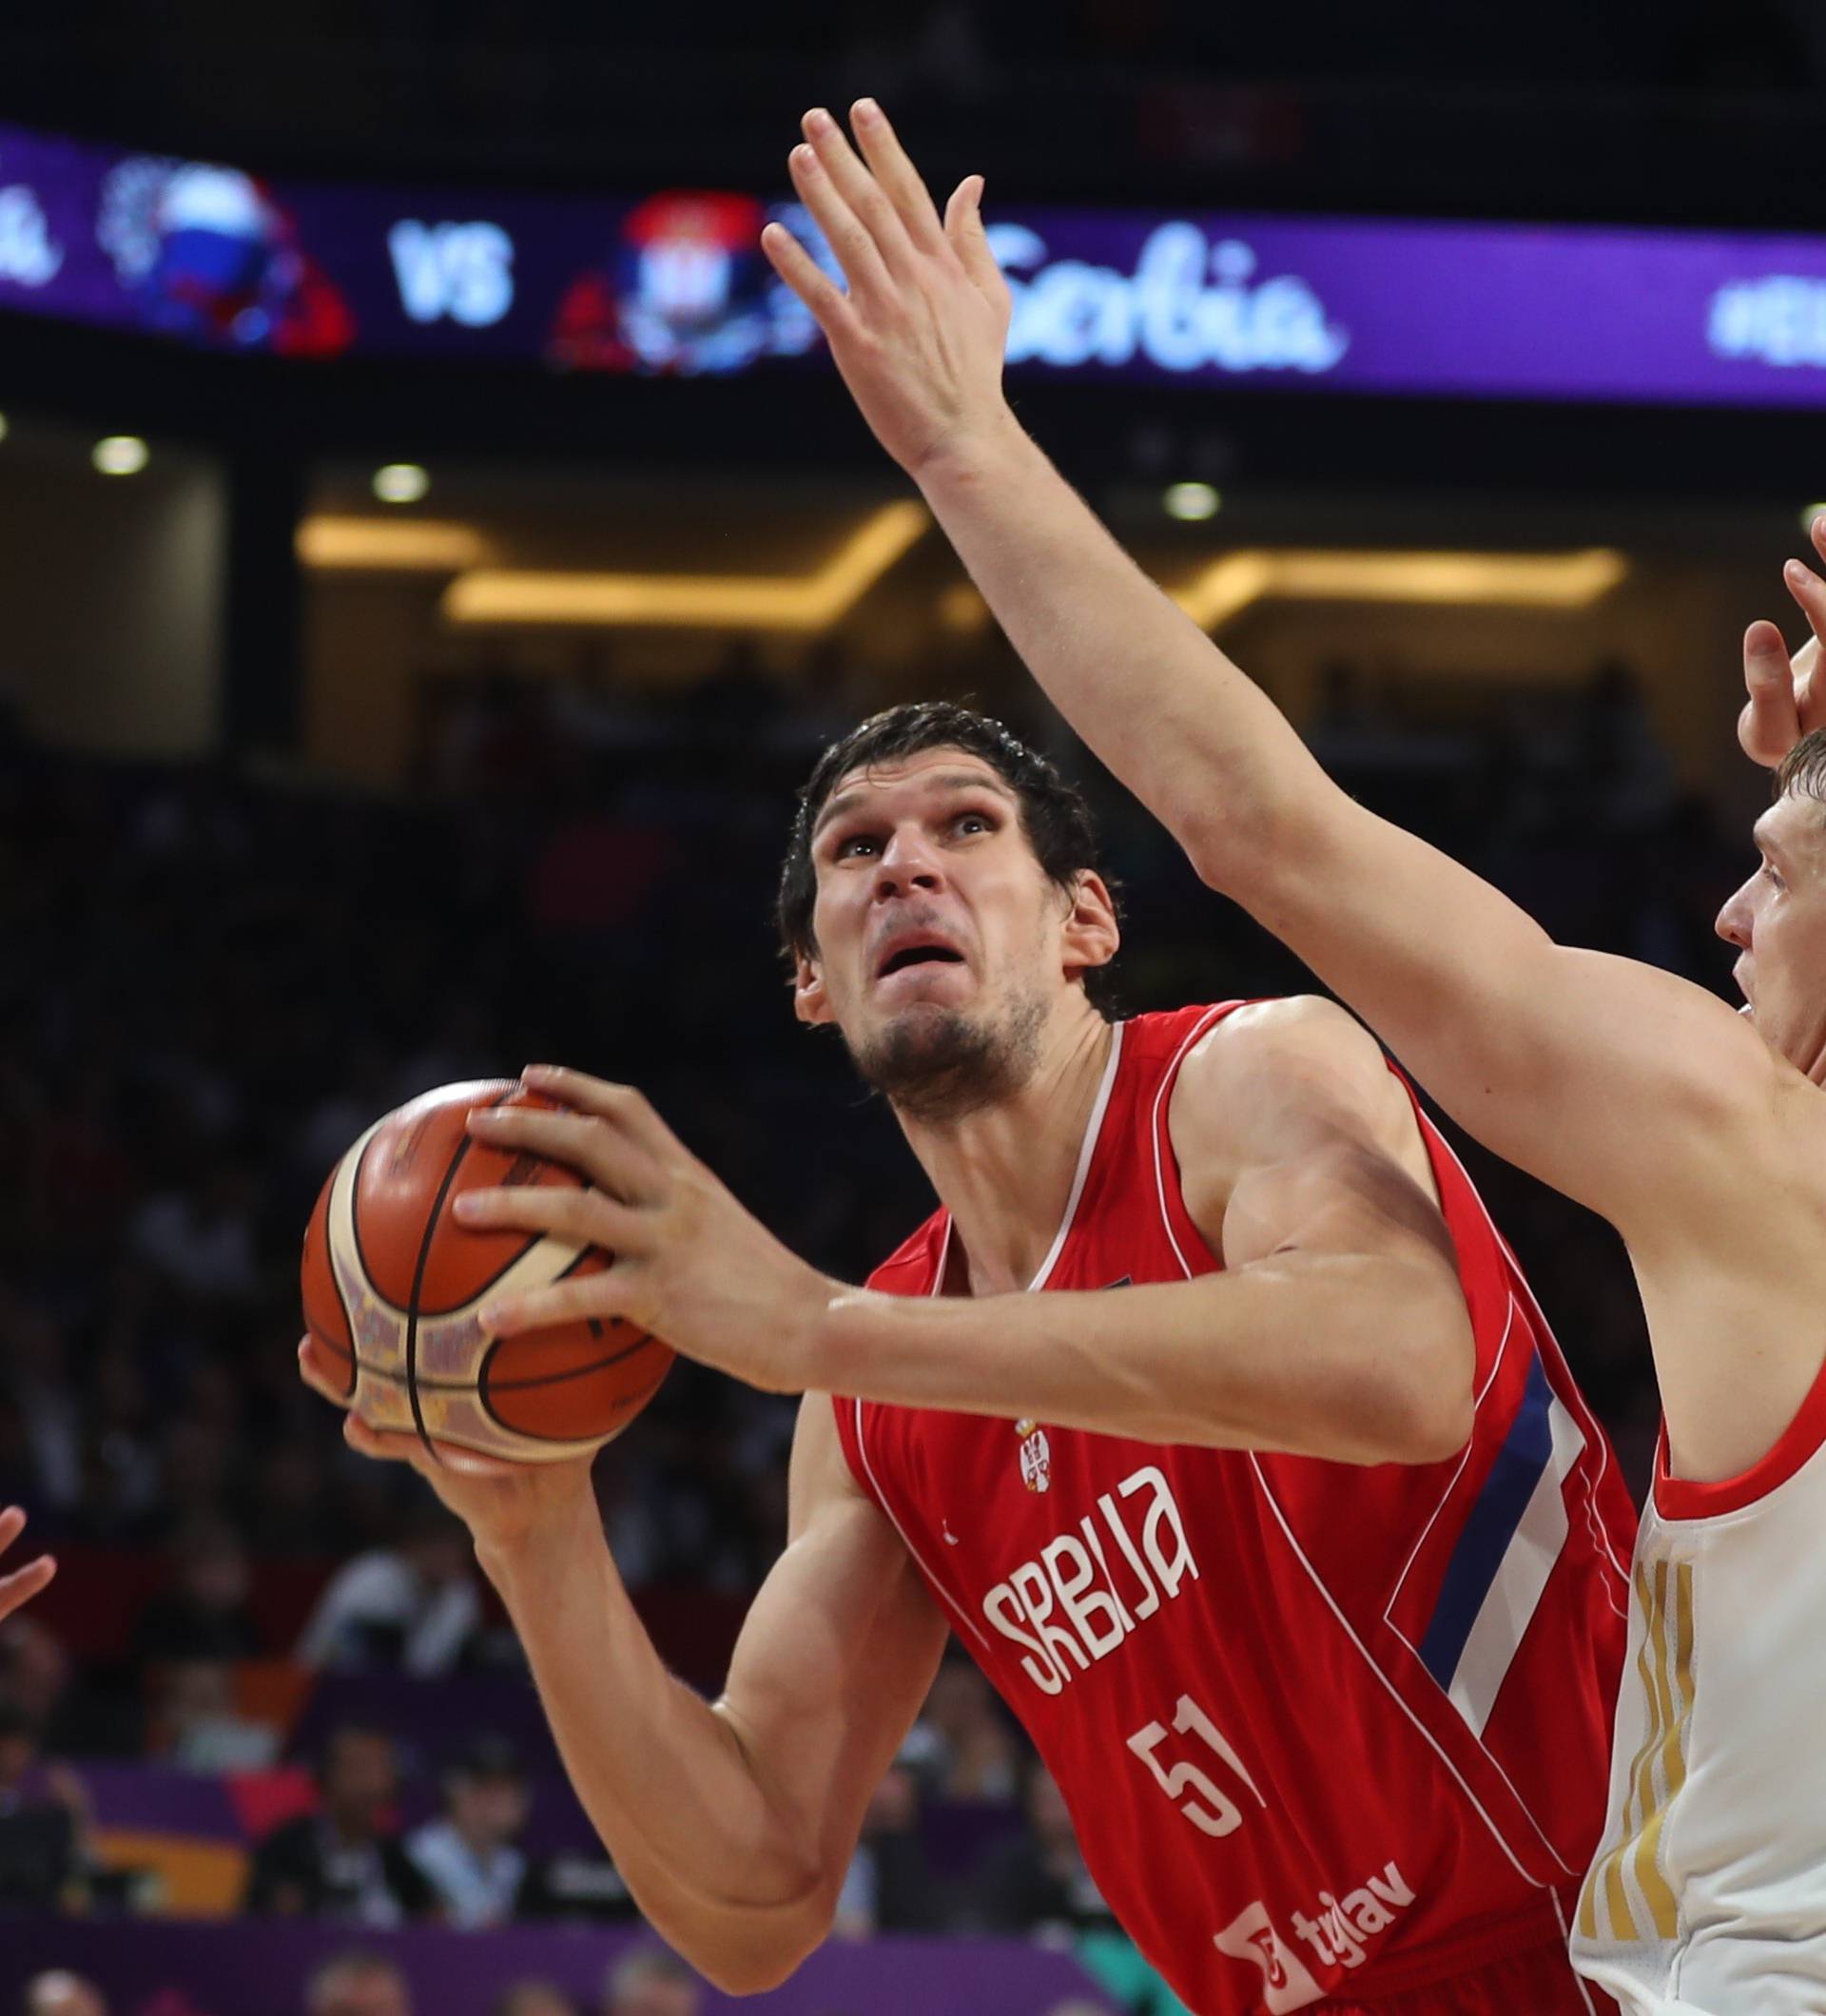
left=300, top=1079, right=671, bottom=1463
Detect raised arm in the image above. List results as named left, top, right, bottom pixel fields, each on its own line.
left=300, top=1359, right=947, bottom=1994
left=760, top=102, right=1792, bottom=1248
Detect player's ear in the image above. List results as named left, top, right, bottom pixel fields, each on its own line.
left=1061, top=870, right=1119, bottom=980
left=793, top=950, right=835, bottom=1027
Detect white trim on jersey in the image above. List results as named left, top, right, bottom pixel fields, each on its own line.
left=1445, top=1394, right=1589, bottom=1740
left=852, top=1395, right=991, bottom=1652
left=1421, top=1120, right=1633, bottom=1603
left=1148, top=1004, right=1230, bottom=1277
left=1028, top=1021, right=1125, bottom=1293
left=1244, top=1452, right=1545, bottom=1891
left=1386, top=1295, right=1520, bottom=1619
left=1550, top=1888, right=1601, bottom=2016
left=1146, top=1019, right=1582, bottom=1891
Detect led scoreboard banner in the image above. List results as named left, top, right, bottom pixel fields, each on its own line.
left=4, top=115, right=1826, bottom=404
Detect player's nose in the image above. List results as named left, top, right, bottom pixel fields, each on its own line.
left=1715, top=877, right=1754, bottom=951
left=874, top=824, right=944, bottom=898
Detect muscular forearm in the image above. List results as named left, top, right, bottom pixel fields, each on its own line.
left=477, top=1496, right=828, bottom=1992
left=816, top=1250, right=1470, bottom=1464
left=913, top=419, right=1336, bottom=884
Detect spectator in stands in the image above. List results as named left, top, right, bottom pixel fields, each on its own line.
left=128, top=1153, right=261, bottom=1305
left=129, top=1519, right=262, bottom=1669
left=831, top=1757, right=947, bottom=1938
left=304, top=1952, right=412, bottom=2016
left=0, top=1700, right=88, bottom=1911
left=493, top=1987, right=576, bottom=2016
left=979, top=1762, right=1190, bottom=2013
left=907, top=1655, right=1019, bottom=1803
left=599, top=1948, right=701, bottom=2016
left=404, top=1735, right=547, bottom=1928
left=144, top=1657, right=278, bottom=1772
left=243, top=1723, right=434, bottom=1925
left=296, top=1506, right=481, bottom=1676
left=21, top=1972, right=107, bottom=2016
left=977, top=1760, right=1117, bottom=1941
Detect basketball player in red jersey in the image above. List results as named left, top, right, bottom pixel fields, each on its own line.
left=754, top=99, right=1826, bottom=2016
left=306, top=715, right=1635, bottom=2009
left=0, top=1507, right=53, bottom=1622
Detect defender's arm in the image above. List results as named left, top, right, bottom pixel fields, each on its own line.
left=765, top=102, right=1789, bottom=1244
left=821, top=998, right=1475, bottom=1465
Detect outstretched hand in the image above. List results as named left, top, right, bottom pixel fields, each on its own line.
left=1740, top=517, right=1826, bottom=767
left=759, top=100, right=1015, bottom=478
left=0, top=1506, right=54, bottom=1624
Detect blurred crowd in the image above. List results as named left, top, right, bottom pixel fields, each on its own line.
left=0, top=649, right=1752, bottom=2011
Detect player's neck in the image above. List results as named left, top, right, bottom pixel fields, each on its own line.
left=899, top=1003, right=1116, bottom=1297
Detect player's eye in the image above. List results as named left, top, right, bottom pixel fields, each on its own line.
left=1760, top=860, right=1784, bottom=892
left=952, top=810, right=996, bottom=837
left=834, top=831, right=880, bottom=860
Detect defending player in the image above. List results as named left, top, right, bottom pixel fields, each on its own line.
left=0, top=1506, right=53, bottom=1624
left=304, top=700, right=1635, bottom=2013
left=755, top=99, right=1826, bottom=2016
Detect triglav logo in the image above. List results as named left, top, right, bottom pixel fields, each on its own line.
left=0, top=167, right=61, bottom=288
left=1214, top=1863, right=1416, bottom=2009
left=989, top=222, right=1348, bottom=378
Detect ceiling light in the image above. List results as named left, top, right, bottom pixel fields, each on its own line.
left=373, top=463, right=430, bottom=505
left=442, top=501, right=929, bottom=631
left=1173, top=549, right=1628, bottom=630
left=1163, top=482, right=1221, bottom=522
left=297, top=517, right=485, bottom=571
left=92, top=436, right=148, bottom=476
left=938, top=582, right=991, bottom=634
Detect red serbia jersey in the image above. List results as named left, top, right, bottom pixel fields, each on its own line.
left=833, top=1003, right=1636, bottom=2015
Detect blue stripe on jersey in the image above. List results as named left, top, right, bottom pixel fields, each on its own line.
left=1417, top=1349, right=1554, bottom=1693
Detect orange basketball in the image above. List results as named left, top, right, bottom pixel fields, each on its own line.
left=300, top=1079, right=671, bottom=1463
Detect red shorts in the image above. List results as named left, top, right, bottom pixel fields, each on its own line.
left=1319, top=1937, right=1621, bottom=2014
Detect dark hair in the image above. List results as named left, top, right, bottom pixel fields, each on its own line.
left=775, top=700, right=1120, bottom=1013
left=1777, top=727, right=1826, bottom=804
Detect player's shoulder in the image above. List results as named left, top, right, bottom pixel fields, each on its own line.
left=1173, top=994, right=1395, bottom=1118
left=865, top=1208, right=949, bottom=1294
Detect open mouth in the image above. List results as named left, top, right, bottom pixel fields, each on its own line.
left=878, top=944, right=966, bottom=979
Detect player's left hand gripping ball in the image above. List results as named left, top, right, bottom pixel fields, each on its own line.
left=456, top=1066, right=834, bottom=1397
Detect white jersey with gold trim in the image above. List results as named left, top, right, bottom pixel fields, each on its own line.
left=1571, top=1350, right=1826, bottom=2015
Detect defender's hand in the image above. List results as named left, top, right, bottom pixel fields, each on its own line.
left=0, top=1506, right=54, bottom=1623
left=1740, top=518, right=1826, bottom=766
left=759, top=99, right=1017, bottom=478
left=453, top=1065, right=834, bottom=1397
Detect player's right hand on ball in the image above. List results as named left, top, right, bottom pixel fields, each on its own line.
left=759, top=99, right=1016, bottom=480
left=1740, top=517, right=1826, bottom=766
left=296, top=1340, right=594, bottom=1556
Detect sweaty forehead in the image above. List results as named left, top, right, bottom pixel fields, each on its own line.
left=814, top=752, right=1016, bottom=830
